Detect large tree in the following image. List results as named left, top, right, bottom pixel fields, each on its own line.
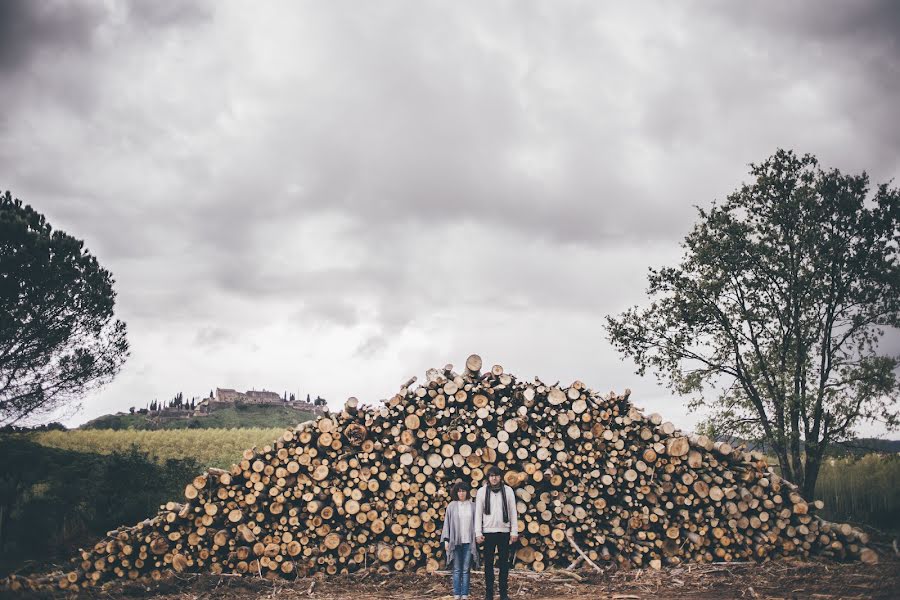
left=605, top=150, right=899, bottom=496
left=0, top=190, right=129, bottom=425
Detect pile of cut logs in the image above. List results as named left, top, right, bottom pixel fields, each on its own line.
left=5, top=355, right=878, bottom=591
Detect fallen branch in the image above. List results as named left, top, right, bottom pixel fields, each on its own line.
left=566, top=531, right=604, bottom=574
left=551, top=569, right=583, bottom=582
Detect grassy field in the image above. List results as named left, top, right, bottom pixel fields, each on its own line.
left=28, top=427, right=287, bottom=469
left=814, top=453, right=900, bottom=532
left=80, top=403, right=317, bottom=431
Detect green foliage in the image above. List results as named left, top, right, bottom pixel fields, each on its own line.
left=80, top=404, right=316, bottom=431
left=0, top=426, right=294, bottom=573
left=0, top=190, right=129, bottom=426
left=606, top=150, right=900, bottom=496
left=814, top=453, right=900, bottom=532
left=28, top=427, right=286, bottom=468
left=0, top=437, right=200, bottom=571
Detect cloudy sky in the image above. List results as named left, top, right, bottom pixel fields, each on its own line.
left=2, top=1, right=898, bottom=434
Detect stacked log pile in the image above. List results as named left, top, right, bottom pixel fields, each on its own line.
left=6, top=355, right=878, bottom=591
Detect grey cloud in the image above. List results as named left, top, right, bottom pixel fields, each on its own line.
left=711, top=0, right=900, bottom=58
left=172, top=4, right=688, bottom=262
left=703, top=0, right=900, bottom=175
left=178, top=0, right=900, bottom=284
left=355, top=334, right=389, bottom=358
left=294, top=297, right=364, bottom=330
left=127, top=0, right=213, bottom=29
left=0, top=0, right=212, bottom=77
left=1, top=3, right=897, bottom=433
left=195, top=326, right=236, bottom=348
left=0, top=0, right=102, bottom=74
left=0, top=0, right=214, bottom=124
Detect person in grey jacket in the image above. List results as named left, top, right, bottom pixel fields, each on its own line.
left=441, top=481, right=479, bottom=600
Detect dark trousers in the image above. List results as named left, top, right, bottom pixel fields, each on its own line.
left=482, top=532, right=510, bottom=600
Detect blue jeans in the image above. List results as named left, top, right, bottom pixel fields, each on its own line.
left=452, top=543, right=472, bottom=597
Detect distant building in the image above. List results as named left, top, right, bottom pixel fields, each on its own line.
left=215, top=388, right=244, bottom=403
left=245, top=389, right=282, bottom=403
left=204, top=387, right=325, bottom=414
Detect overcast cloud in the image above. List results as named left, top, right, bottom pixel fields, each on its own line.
left=2, top=0, right=898, bottom=434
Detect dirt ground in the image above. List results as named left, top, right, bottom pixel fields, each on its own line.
left=4, top=557, right=899, bottom=600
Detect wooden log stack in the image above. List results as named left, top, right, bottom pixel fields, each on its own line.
left=4, top=355, right=878, bottom=592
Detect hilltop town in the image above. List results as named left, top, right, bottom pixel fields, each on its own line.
left=137, top=388, right=328, bottom=417
left=196, top=387, right=327, bottom=415
left=80, top=388, right=328, bottom=430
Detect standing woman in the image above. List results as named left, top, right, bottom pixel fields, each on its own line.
left=441, top=481, right=479, bottom=600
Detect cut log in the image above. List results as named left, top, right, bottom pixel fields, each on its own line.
left=465, top=354, right=483, bottom=376
left=666, top=437, right=690, bottom=457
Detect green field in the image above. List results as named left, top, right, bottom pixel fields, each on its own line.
left=28, top=427, right=287, bottom=469
left=80, top=403, right=317, bottom=431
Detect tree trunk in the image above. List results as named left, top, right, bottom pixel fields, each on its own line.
left=801, top=445, right=824, bottom=499
left=773, top=442, right=793, bottom=484
left=0, top=502, right=6, bottom=555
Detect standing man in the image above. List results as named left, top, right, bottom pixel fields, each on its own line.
left=475, top=465, right=518, bottom=600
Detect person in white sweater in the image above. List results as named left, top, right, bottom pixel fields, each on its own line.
left=474, top=466, right=518, bottom=600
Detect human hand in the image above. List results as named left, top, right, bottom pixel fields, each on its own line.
left=510, top=535, right=519, bottom=544
left=476, top=535, right=484, bottom=544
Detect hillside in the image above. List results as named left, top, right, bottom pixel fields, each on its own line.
left=830, top=438, right=900, bottom=456
left=26, top=428, right=285, bottom=468
left=80, top=403, right=318, bottom=430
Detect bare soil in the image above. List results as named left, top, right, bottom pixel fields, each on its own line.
left=4, top=557, right=899, bottom=600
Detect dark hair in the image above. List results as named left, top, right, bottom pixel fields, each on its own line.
left=487, top=465, right=502, bottom=477
left=450, top=481, right=470, bottom=500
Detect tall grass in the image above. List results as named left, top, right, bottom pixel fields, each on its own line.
left=814, top=453, right=900, bottom=532
left=28, top=427, right=286, bottom=469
